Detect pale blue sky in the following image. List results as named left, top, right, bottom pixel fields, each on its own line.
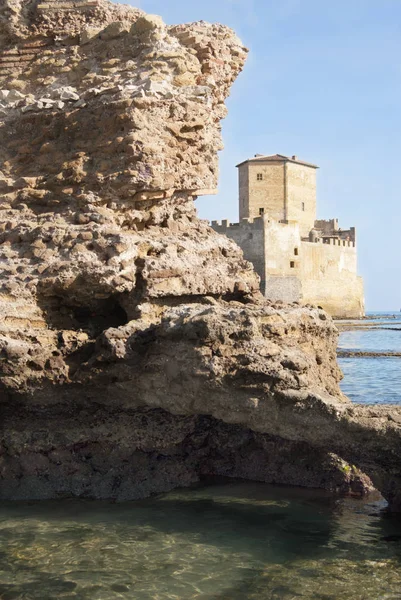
left=114, top=0, right=401, bottom=311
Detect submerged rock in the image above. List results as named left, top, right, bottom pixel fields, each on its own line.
left=0, top=0, right=400, bottom=509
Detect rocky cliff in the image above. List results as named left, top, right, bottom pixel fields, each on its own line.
left=1, top=0, right=401, bottom=509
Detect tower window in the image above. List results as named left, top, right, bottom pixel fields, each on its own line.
left=257, top=173, right=263, bottom=181
left=259, top=207, right=265, bottom=215
left=294, top=247, right=299, bottom=256
left=290, top=261, right=295, bottom=268
left=302, top=202, right=305, bottom=211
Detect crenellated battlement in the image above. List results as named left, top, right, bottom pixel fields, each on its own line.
left=320, top=237, right=355, bottom=248
left=314, top=219, right=356, bottom=244
left=314, top=218, right=338, bottom=233
left=211, top=216, right=267, bottom=229
left=211, top=215, right=356, bottom=248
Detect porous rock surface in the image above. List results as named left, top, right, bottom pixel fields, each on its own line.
left=0, top=0, right=401, bottom=509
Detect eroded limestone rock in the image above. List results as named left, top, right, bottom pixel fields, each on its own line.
left=0, top=0, right=400, bottom=510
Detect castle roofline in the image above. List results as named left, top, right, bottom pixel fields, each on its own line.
left=236, top=154, right=319, bottom=169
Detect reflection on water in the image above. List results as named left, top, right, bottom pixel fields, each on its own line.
left=338, top=312, right=401, bottom=405
left=1, top=482, right=401, bottom=600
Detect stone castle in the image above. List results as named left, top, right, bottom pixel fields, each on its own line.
left=211, top=154, right=365, bottom=318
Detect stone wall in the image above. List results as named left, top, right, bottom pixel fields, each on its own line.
left=211, top=218, right=266, bottom=291
left=263, top=218, right=364, bottom=318
left=262, top=217, right=302, bottom=303
left=300, top=240, right=364, bottom=318
left=211, top=216, right=365, bottom=318
left=0, top=0, right=141, bottom=41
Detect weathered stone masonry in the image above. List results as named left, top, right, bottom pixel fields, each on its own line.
left=2, top=1, right=401, bottom=511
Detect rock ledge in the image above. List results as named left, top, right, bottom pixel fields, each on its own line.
left=1, top=0, right=401, bottom=511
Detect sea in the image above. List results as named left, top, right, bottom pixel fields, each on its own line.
left=1, top=312, right=401, bottom=600
left=338, top=311, right=401, bottom=405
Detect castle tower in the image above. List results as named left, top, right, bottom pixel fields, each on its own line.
left=237, top=154, right=318, bottom=238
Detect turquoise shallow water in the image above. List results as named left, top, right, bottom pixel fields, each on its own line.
left=338, top=312, right=401, bottom=405
left=1, top=482, right=401, bottom=600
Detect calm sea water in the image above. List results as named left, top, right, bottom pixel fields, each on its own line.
left=338, top=311, right=401, bottom=405
left=1, top=483, right=401, bottom=600
left=2, top=313, right=401, bottom=599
